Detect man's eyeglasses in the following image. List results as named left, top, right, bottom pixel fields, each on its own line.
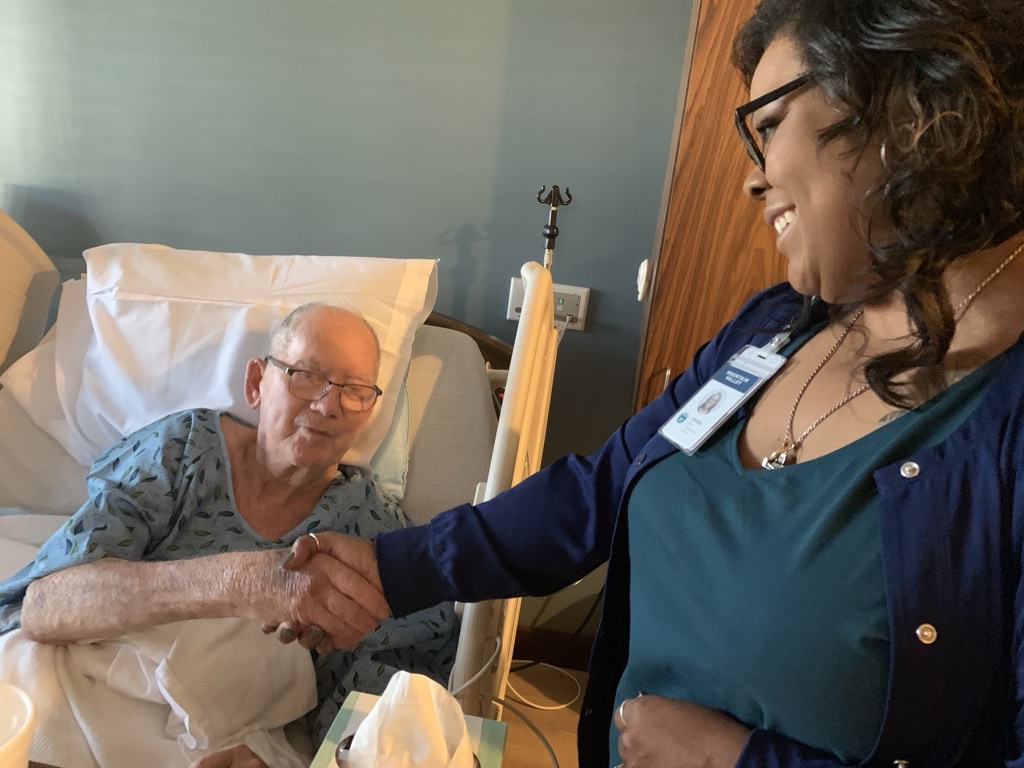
left=734, top=74, right=812, bottom=172
left=264, top=356, right=382, bottom=412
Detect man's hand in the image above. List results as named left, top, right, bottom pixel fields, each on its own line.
left=614, top=694, right=750, bottom=768
left=263, top=532, right=389, bottom=653
left=189, top=744, right=268, bottom=768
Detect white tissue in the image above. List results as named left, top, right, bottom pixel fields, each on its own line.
left=343, top=672, right=474, bottom=768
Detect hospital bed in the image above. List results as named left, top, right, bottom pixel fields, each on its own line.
left=0, top=212, right=558, bottom=758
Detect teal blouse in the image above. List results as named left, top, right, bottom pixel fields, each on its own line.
left=612, top=356, right=1002, bottom=763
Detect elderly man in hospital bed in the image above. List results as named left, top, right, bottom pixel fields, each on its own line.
left=0, top=302, right=457, bottom=766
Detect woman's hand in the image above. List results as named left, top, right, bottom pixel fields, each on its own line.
left=262, top=532, right=389, bottom=653
left=614, top=694, right=750, bottom=768
left=189, top=744, right=268, bottom=768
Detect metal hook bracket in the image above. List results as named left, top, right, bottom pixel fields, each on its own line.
left=536, top=185, right=572, bottom=269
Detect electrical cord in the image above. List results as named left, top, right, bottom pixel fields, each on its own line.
left=445, top=633, right=572, bottom=766
left=506, top=660, right=582, bottom=711
left=448, top=635, right=503, bottom=697
left=510, top=584, right=605, bottom=675
left=444, top=588, right=594, bottom=761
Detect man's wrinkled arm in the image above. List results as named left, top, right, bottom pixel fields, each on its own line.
left=20, top=548, right=385, bottom=648
left=20, top=551, right=291, bottom=643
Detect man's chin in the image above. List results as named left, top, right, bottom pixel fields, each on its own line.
left=290, top=439, right=350, bottom=469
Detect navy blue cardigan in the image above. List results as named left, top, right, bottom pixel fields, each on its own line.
left=378, top=283, right=1024, bottom=767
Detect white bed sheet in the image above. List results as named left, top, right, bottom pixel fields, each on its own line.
left=0, top=618, right=316, bottom=768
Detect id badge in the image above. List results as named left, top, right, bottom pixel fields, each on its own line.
left=658, top=345, right=786, bottom=455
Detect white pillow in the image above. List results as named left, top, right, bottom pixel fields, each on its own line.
left=2, top=244, right=436, bottom=481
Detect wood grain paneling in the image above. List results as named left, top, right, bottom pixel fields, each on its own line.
left=635, top=0, right=786, bottom=409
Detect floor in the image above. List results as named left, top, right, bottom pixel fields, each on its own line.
left=498, top=663, right=586, bottom=768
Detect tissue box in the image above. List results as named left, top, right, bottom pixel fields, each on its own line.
left=310, top=691, right=507, bottom=768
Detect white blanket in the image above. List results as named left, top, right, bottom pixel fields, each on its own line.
left=0, top=617, right=317, bottom=768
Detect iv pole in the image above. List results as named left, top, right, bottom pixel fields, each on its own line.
left=536, top=185, right=572, bottom=270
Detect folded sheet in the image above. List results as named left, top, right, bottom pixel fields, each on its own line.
left=0, top=617, right=317, bottom=768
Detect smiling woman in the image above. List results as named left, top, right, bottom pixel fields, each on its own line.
left=336, top=1, right=1024, bottom=767
left=734, top=0, right=1024, bottom=408
left=737, top=35, right=889, bottom=306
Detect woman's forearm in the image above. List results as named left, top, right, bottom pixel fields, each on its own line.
left=20, top=551, right=288, bottom=644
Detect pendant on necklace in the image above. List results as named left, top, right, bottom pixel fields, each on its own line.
left=762, top=443, right=796, bottom=470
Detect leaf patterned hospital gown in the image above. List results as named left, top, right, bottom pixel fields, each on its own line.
left=0, top=408, right=459, bottom=742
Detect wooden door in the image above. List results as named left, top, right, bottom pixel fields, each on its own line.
left=634, top=0, right=786, bottom=409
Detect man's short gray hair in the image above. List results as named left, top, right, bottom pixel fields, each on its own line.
left=268, top=302, right=381, bottom=376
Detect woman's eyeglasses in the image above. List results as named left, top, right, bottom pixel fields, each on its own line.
left=264, top=356, right=382, bottom=412
left=734, top=74, right=811, bottom=171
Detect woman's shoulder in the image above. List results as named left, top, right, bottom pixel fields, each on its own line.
left=694, top=282, right=809, bottom=366
left=734, top=281, right=808, bottom=326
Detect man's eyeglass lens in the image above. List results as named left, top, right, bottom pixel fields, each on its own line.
left=266, top=357, right=380, bottom=412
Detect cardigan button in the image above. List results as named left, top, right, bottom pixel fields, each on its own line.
left=893, top=761, right=909, bottom=767
left=915, top=623, right=937, bottom=644
left=899, top=461, right=920, bottom=478
left=635, top=453, right=646, bottom=465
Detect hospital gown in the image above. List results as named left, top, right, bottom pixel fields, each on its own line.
left=0, top=408, right=459, bottom=741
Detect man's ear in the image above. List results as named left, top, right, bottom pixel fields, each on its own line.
left=244, top=358, right=266, bottom=408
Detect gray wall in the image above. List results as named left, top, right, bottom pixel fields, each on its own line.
left=0, top=0, right=693, bottom=464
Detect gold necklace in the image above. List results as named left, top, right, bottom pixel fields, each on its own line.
left=761, top=310, right=866, bottom=470
left=761, top=238, right=1024, bottom=471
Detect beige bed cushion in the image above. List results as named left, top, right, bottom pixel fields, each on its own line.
left=0, top=324, right=496, bottom=529
left=401, top=325, right=497, bottom=526
left=0, top=210, right=60, bottom=377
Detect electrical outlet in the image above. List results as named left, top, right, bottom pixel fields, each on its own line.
left=506, top=277, right=590, bottom=331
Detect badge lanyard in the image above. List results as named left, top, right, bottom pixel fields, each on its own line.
left=657, top=330, right=792, bottom=455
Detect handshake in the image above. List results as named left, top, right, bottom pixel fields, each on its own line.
left=261, top=532, right=391, bottom=655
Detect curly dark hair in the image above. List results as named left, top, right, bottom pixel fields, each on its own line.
left=733, top=0, right=1024, bottom=407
